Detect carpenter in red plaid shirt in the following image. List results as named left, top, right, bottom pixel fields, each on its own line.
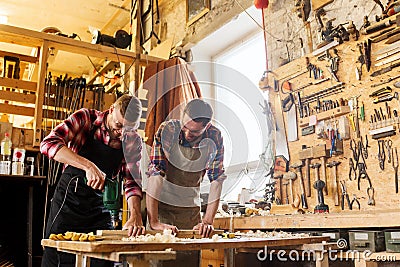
left=41, top=95, right=145, bottom=267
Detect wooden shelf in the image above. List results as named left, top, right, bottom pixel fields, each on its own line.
left=0, top=77, right=37, bottom=92
left=214, top=210, right=400, bottom=230
left=0, top=24, right=162, bottom=146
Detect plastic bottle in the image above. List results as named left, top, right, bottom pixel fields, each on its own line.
left=26, top=157, right=35, bottom=176
left=0, top=132, right=12, bottom=174
left=11, top=131, right=25, bottom=175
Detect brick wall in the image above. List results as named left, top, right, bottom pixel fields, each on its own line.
left=158, top=0, right=381, bottom=70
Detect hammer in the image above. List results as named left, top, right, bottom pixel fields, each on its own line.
left=290, top=162, right=308, bottom=209
left=283, top=171, right=297, bottom=204
left=327, top=161, right=341, bottom=206
left=282, top=180, right=290, bottom=204
left=273, top=172, right=284, bottom=205
left=320, top=155, right=328, bottom=195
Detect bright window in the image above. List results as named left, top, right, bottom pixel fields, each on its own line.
left=213, top=33, right=268, bottom=167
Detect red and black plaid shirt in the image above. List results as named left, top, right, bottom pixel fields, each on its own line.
left=148, top=119, right=226, bottom=182
left=40, top=108, right=142, bottom=199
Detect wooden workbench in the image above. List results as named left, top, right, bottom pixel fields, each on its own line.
left=42, top=235, right=329, bottom=267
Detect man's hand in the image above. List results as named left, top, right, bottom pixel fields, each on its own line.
left=193, top=222, right=214, bottom=238
left=85, top=163, right=106, bottom=190
left=150, top=221, right=179, bottom=234
left=123, top=218, right=145, bottom=237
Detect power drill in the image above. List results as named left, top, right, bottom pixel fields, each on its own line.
left=83, top=176, right=121, bottom=229
left=103, top=177, right=121, bottom=229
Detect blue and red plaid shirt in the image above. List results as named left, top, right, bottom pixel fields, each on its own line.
left=148, top=119, right=226, bottom=182
left=40, top=108, right=143, bottom=199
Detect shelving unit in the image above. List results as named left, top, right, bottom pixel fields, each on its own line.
left=0, top=24, right=160, bottom=147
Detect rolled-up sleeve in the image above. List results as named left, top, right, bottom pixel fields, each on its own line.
left=147, top=121, right=172, bottom=177
left=122, top=130, right=143, bottom=199
left=206, top=128, right=226, bottom=182
left=40, top=108, right=93, bottom=158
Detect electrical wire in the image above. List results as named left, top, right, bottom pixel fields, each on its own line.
left=47, top=175, right=81, bottom=234
left=76, top=33, right=136, bottom=92
left=233, top=0, right=299, bottom=44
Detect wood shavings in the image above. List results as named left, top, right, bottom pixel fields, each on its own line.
left=211, top=234, right=220, bottom=242
left=49, top=231, right=98, bottom=241
left=122, top=229, right=177, bottom=243
left=237, top=230, right=310, bottom=239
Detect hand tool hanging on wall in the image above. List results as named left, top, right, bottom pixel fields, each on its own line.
left=262, top=81, right=290, bottom=172
left=327, top=161, right=341, bottom=206
left=367, top=187, right=376, bottom=206
left=282, top=180, right=290, bottom=204
left=290, top=162, right=308, bottom=209
left=392, top=147, right=399, bottom=193
left=349, top=194, right=361, bottom=210
left=371, top=60, right=400, bottom=76
left=375, top=52, right=400, bottom=67
left=361, top=135, right=369, bottom=159
left=378, top=140, right=386, bottom=170
left=370, top=27, right=400, bottom=43
left=356, top=43, right=365, bottom=79
left=283, top=171, right=297, bottom=204
left=374, top=40, right=400, bottom=55
left=357, top=163, right=372, bottom=190
left=273, top=172, right=283, bottom=204
left=371, top=75, right=400, bottom=87
left=349, top=157, right=357, bottom=180
left=365, top=39, right=372, bottom=72
left=385, top=139, right=393, bottom=163
left=376, top=46, right=400, bottom=61
left=314, top=179, right=329, bottom=213
left=361, top=14, right=400, bottom=35
left=340, top=180, right=351, bottom=210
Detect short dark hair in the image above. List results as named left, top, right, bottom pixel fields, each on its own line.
left=114, top=94, right=142, bottom=125
left=183, top=99, right=213, bottom=126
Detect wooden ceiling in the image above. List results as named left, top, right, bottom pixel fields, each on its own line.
left=0, top=0, right=133, bottom=75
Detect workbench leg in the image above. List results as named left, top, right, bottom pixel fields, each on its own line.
left=224, top=248, right=234, bottom=267
left=315, top=251, right=329, bottom=267
left=75, top=254, right=90, bottom=267
left=353, top=259, right=378, bottom=267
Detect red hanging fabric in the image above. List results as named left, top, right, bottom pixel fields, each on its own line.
left=143, top=57, right=202, bottom=146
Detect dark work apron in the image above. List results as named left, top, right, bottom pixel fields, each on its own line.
left=156, top=140, right=210, bottom=267
left=41, top=127, right=123, bottom=267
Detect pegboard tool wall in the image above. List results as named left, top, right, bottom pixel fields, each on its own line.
left=273, top=34, right=400, bottom=213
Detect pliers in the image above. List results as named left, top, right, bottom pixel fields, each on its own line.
left=349, top=158, right=357, bottom=181
left=349, top=194, right=361, bottom=210
left=340, top=181, right=351, bottom=210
